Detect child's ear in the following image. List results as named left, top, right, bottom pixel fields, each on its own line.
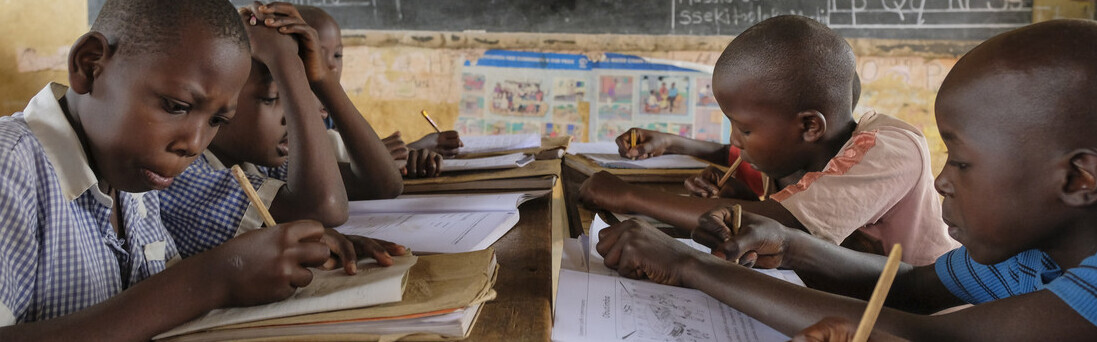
left=67, top=32, right=112, bottom=95
left=1060, top=150, right=1097, bottom=207
left=797, top=110, right=826, bottom=143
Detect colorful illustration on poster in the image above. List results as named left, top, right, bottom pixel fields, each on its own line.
left=460, top=95, right=484, bottom=116
left=640, top=75, right=689, bottom=115
left=456, top=117, right=486, bottom=136
left=599, top=75, right=633, bottom=105
left=694, top=108, right=726, bottom=142
left=553, top=103, right=583, bottom=122
left=553, top=78, right=587, bottom=101
left=598, top=104, right=631, bottom=122
left=696, top=77, right=717, bottom=107
left=546, top=122, right=584, bottom=139
left=485, top=120, right=509, bottom=135
left=491, top=79, right=548, bottom=117
left=509, top=121, right=542, bottom=135
left=463, top=73, right=485, bottom=92
left=596, top=121, right=632, bottom=142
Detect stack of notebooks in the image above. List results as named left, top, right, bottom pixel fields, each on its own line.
left=155, top=248, right=499, bottom=342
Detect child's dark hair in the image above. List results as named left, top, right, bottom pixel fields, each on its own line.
left=92, top=0, right=249, bottom=56
left=714, top=15, right=857, bottom=118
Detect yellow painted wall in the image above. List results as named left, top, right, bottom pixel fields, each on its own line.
left=3, top=0, right=1091, bottom=174
left=0, top=0, right=85, bottom=116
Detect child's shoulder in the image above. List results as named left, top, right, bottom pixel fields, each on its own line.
left=0, top=113, right=50, bottom=170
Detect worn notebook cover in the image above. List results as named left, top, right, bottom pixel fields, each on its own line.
left=160, top=248, right=499, bottom=342
left=402, top=159, right=561, bottom=192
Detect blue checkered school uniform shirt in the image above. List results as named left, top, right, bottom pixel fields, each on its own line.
left=0, top=84, right=179, bottom=325
left=159, top=152, right=288, bottom=258
left=936, top=246, right=1097, bottom=325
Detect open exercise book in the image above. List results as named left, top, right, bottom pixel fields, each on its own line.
left=457, top=133, right=541, bottom=155
left=441, top=152, right=535, bottom=172
left=552, top=216, right=804, bottom=342
left=155, top=255, right=418, bottom=340
left=157, top=249, right=499, bottom=342
left=335, top=191, right=547, bottom=254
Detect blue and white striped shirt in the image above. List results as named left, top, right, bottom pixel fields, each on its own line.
left=936, top=246, right=1097, bottom=325
left=0, top=84, right=179, bottom=325
left=159, top=152, right=287, bottom=258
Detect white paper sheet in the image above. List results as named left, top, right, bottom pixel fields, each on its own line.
left=566, top=141, right=619, bottom=155
left=458, top=134, right=541, bottom=155
left=335, top=211, right=520, bottom=254
left=583, top=153, right=709, bottom=169
left=346, top=192, right=542, bottom=214
left=441, top=153, right=534, bottom=172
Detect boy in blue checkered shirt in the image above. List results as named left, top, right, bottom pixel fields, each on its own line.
left=593, top=19, right=1097, bottom=340
left=159, top=2, right=413, bottom=260
left=0, top=1, right=402, bottom=340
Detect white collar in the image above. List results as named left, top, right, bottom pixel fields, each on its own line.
left=23, top=83, right=112, bottom=206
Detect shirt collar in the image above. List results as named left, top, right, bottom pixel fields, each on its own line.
left=23, top=82, right=112, bottom=206
left=201, top=150, right=261, bottom=174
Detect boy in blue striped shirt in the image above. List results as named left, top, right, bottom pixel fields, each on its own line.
left=0, top=1, right=399, bottom=340
left=594, top=19, right=1097, bottom=340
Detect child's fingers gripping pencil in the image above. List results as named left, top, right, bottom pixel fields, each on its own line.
left=231, top=165, right=277, bottom=227
left=852, top=244, right=902, bottom=342
left=629, top=130, right=638, bottom=160
left=716, top=156, right=744, bottom=189
left=420, top=110, right=441, bottom=133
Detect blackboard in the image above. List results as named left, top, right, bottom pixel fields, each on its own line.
left=88, top=0, right=1034, bottom=40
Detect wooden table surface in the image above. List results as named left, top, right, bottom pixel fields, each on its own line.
left=465, top=195, right=554, bottom=341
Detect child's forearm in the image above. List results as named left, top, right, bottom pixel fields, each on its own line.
left=311, top=78, right=403, bottom=200
left=0, top=256, right=226, bottom=342
left=668, top=138, right=729, bottom=165
left=623, top=184, right=802, bottom=231
left=267, top=56, right=349, bottom=226
left=680, top=255, right=933, bottom=339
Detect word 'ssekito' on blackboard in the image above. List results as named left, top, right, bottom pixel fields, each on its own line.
left=87, top=0, right=1034, bottom=40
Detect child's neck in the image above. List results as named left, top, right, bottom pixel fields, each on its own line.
left=776, top=118, right=858, bottom=188
left=1042, top=217, right=1097, bottom=269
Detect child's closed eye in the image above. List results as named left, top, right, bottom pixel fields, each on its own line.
left=161, top=97, right=192, bottom=115
left=209, top=114, right=232, bottom=127
left=945, top=159, right=970, bottom=170
left=259, top=96, right=279, bottom=106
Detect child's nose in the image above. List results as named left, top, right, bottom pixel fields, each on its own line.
left=934, top=173, right=954, bottom=197
left=172, top=121, right=212, bottom=158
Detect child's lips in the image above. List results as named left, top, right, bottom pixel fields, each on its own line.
left=276, top=138, right=290, bottom=156
left=142, top=168, right=174, bottom=190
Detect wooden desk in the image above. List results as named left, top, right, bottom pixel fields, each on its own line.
left=464, top=183, right=563, bottom=341
left=561, top=154, right=712, bottom=236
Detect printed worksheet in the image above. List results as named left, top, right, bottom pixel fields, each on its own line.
left=553, top=269, right=788, bottom=342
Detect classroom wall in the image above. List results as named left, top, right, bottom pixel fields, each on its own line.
left=1, top=0, right=1092, bottom=175
left=336, top=32, right=968, bottom=173
left=0, top=0, right=85, bottom=116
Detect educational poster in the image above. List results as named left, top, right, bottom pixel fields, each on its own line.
left=553, top=78, right=587, bottom=101
left=639, top=75, right=689, bottom=115
left=696, top=77, right=718, bottom=107
left=694, top=108, right=727, bottom=142
left=459, top=95, right=484, bottom=116
left=460, top=50, right=729, bottom=143
left=490, top=79, right=547, bottom=117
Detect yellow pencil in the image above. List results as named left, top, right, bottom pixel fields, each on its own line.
left=730, top=204, right=742, bottom=236
left=230, top=165, right=277, bottom=227
left=852, top=244, right=903, bottom=342
left=717, top=156, right=744, bottom=188
left=420, top=110, right=441, bottom=133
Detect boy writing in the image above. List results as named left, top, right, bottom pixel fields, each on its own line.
left=581, top=15, right=955, bottom=264
left=595, top=19, right=1097, bottom=340
left=0, top=1, right=399, bottom=340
